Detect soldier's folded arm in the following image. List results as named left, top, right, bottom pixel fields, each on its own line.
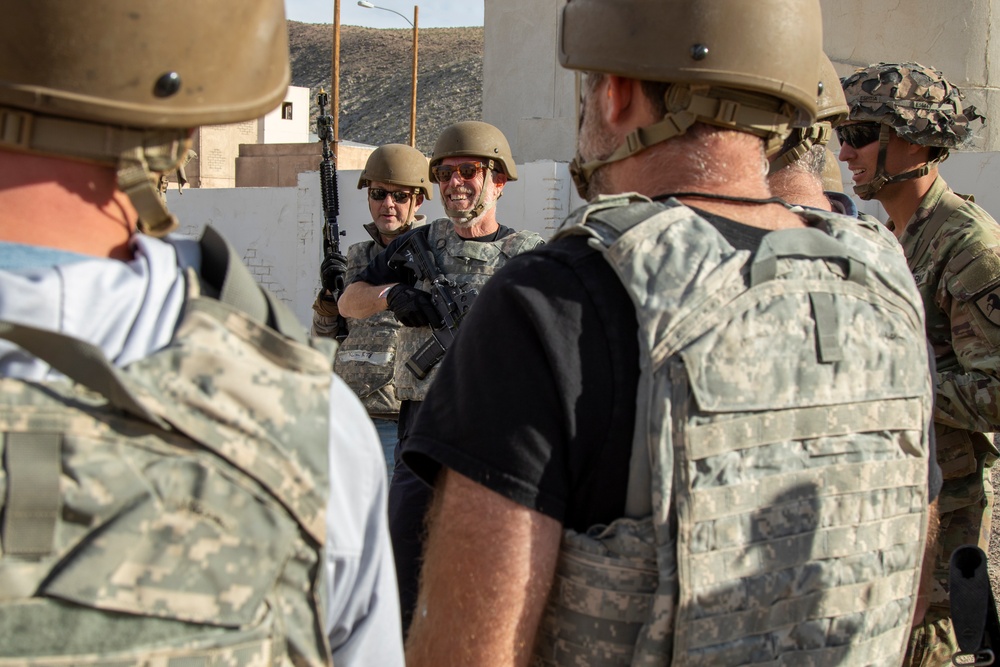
left=339, top=280, right=394, bottom=319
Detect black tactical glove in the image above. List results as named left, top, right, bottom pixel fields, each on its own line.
left=320, top=252, right=348, bottom=299
left=386, top=285, right=442, bottom=328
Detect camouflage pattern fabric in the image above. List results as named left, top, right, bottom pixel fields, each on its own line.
left=0, top=272, right=334, bottom=666
left=884, top=175, right=1000, bottom=666
left=842, top=63, right=984, bottom=149
left=532, top=194, right=932, bottom=666
left=394, top=218, right=544, bottom=402
left=325, top=219, right=425, bottom=419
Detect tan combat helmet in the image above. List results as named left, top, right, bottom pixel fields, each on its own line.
left=429, top=121, right=517, bottom=223
left=358, top=144, right=433, bottom=199
left=559, top=0, right=824, bottom=197
left=769, top=54, right=849, bottom=174
left=0, top=0, right=290, bottom=236
left=841, top=62, right=985, bottom=199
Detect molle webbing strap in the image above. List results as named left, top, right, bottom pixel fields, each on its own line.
left=750, top=228, right=868, bottom=365
left=0, top=322, right=165, bottom=427
left=197, top=226, right=307, bottom=344
left=3, top=432, right=61, bottom=556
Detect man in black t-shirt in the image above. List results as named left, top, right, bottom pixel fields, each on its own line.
left=402, top=2, right=940, bottom=666
left=338, top=121, right=543, bottom=635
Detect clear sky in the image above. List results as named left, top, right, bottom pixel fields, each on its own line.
left=285, top=0, right=484, bottom=28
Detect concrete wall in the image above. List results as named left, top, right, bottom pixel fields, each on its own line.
left=165, top=161, right=584, bottom=329
left=484, top=0, right=1000, bottom=159
left=822, top=1, right=1000, bottom=152
left=484, top=0, right=576, bottom=164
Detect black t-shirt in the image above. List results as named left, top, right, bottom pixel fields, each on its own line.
left=402, top=207, right=940, bottom=533
left=352, top=222, right=519, bottom=287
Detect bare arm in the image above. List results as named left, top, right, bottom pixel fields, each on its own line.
left=405, top=469, right=562, bottom=667
left=338, top=281, right=394, bottom=319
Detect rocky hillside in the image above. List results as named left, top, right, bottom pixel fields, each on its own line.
left=288, top=20, right=483, bottom=155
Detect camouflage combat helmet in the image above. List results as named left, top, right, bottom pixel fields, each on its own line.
left=841, top=62, right=985, bottom=199
left=358, top=144, right=433, bottom=199
left=0, top=0, right=290, bottom=236
left=559, top=0, right=824, bottom=196
left=769, top=54, right=849, bottom=174
left=429, top=121, right=516, bottom=223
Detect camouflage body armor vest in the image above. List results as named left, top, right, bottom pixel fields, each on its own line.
left=395, top=218, right=543, bottom=401
left=0, top=228, right=335, bottom=666
left=532, top=195, right=932, bottom=666
left=334, top=224, right=413, bottom=419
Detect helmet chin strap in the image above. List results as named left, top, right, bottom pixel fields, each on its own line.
left=445, top=165, right=497, bottom=224
left=379, top=199, right=417, bottom=238
left=853, top=124, right=948, bottom=200
left=570, top=84, right=794, bottom=200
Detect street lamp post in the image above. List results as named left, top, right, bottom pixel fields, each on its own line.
left=358, top=1, right=418, bottom=148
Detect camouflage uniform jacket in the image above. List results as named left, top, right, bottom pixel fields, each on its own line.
left=532, top=195, right=932, bottom=666
left=887, top=174, right=1000, bottom=610
left=395, top=217, right=544, bottom=402
left=889, top=175, right=1000, bottom=434
left=0, top=230, right=404, bottom=666
left=316, top=216, right=427, bottom=419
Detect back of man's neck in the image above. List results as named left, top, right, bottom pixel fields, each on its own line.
left=0, top=150, right=136, bottom=260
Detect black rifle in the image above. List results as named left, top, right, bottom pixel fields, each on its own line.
left=389, top=232, right=478, bottom=379
left=316, top=89, right=348, bottom=340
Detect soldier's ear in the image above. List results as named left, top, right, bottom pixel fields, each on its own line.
left=415, top=194, right=424, bottom=206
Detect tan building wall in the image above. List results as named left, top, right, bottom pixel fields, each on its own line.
left=235, top=142, right=376, bottom=188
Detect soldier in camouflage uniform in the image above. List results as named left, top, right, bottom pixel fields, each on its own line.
left=339, top=120, right=545, bottom=634
left=402, top=2, right=938, bottom=665
left=840, top=62, right=998, bottom=667
left=0, top=1, right=403, bottom=665
left=312, top=144, right=432, bottom=475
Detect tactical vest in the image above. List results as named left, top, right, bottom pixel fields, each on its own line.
left=395, top=218, right=543, bottom=401
left=334, top=220, right=425, bottom=419
left=0, top=227, right=335, bottom=666
left=531, top=195, right=932, bottom=666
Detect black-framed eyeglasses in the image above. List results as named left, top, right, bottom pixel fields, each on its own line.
left=835, top=122, right=883, bottom=149
left=430, top=161, right=487, bottom=184
left=369, top=187, right=414, bottom=203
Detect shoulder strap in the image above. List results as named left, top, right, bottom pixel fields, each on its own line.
left=198, top=226, right=307, bottom=343
left=580, top=200, right=665, bottom=243
left=909, top=189, right=974, bottom=264
left=0, top=321, right=166, bottom=427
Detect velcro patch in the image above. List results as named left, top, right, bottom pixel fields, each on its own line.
left=974, top=288, right=1000, bottom=327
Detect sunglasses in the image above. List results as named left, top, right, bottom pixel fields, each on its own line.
left=430, top=161, right=487, bottom=184
left=369, top=188, right=415, bottom=204
left=835, top=122, right=883, bottom=149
